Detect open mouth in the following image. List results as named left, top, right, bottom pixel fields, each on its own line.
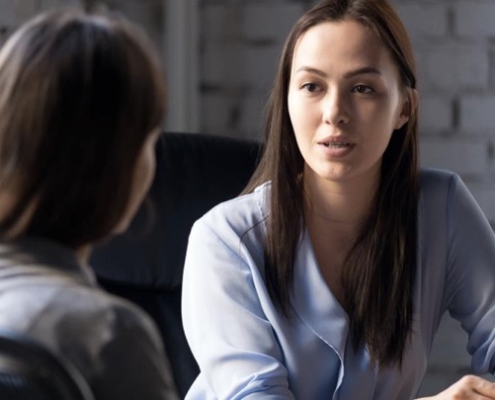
left=322, top=142, right=351, bottom=148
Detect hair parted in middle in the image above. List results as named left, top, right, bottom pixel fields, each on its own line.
left=243, top=0, right=419, bottom=366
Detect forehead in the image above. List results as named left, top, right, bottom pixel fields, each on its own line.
left=291, top=19, right=397, bottom=75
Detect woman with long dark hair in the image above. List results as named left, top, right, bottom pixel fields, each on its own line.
left=183, top=0, right=495, bottom=398
left=0, top=9, right=177, bottom=399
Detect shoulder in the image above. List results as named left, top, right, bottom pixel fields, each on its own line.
left=62, top=288, right=177, bottom=399
left=0, top=268, right=175, bottom=398
left=26, top=282, right=164, bottom=363
left=49, top=286, right=170, bottom=381
left=192, top=181, right=270, bottom=241
left=184, top=182, right=270, bottom=280
left=419, top=167, right=459, bottom=194
left=418, top=168, right=488, bottom=242
left=419, top=167, right=476, bottom=208
left=419, top=167, right=464, bottom=209
left=52, top=284, right=160, bottom=342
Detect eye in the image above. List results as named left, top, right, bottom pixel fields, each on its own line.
left=352, top=85, right=374, bottom=94
left=301, top=83, right=322, bottom=93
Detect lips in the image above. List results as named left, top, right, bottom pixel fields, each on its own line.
left=317, top=136, right=354, bottom=147
left=317, top=136, right=355, bottom=157
left=321, top=141, right=351, bottom=148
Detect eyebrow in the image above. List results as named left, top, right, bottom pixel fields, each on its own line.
left=295, top=66, right=382, bottom=79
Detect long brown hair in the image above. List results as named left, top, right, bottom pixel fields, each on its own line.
left=243, top=0, right=419, bottom=366
left=0, top=9, right=166, bottom=248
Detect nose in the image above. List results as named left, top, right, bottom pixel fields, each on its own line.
left=322, top=89, right=349, bottom=126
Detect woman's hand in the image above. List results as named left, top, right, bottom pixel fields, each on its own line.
left=417, top=375, right=495, bottom=399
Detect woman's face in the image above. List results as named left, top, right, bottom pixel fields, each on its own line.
left=113, top=128, right=161, bottom=234
left=287, top=19, right=412, bottom=188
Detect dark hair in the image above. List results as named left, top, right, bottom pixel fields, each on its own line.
left=244, top=0, right=419, bottom=366
left=0, top=9, right=166, bottom=248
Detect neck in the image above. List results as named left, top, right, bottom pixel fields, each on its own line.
left=303, top=165, right=379, bottom=227
left=74, top=244, right=92, bottom=264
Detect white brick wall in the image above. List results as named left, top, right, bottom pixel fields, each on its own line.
left=420, top=139, right=488, bottom=176
left=424, top=43, right=489, bottom=91
left=241, top=4, right=303, bottom=42
left=199, top=1, right=305, bottom=138
left=419, top=95, right=452, bottom=132
left=455, top=2, right=495, bottom=37
left=394, top=3, right=448, bottom=38
left=460, top=96, right=495, bottom=132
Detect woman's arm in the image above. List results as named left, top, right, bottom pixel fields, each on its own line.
left=420, top=175, right=495, bottom=399
left=182, top=217, right=295, bottom=399
left=443, top=175, right=495, bottom=375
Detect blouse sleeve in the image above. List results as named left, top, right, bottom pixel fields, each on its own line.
left=182, top=217, right=295, bottom=399
left=444, top=174, right=495, bottom=375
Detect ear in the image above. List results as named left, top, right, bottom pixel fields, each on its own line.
left=394, top=88, right=418, bottom=130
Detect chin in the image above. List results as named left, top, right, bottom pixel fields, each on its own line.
left=317, top=167, right=353, bottom=182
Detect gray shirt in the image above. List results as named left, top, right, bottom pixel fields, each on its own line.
left=0, top=237, right=178, bottom=399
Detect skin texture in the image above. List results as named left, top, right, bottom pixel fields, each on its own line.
left=288, top=19, right=411, bottom=223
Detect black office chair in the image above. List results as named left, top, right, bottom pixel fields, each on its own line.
left=0, top=329, right=94, bottom=400
left=91, top=132, right=261, bottom=398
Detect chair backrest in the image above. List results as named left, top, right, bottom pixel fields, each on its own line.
left=90, top=132, right=261, bottom=397
left=0, top=329, right=94, bottom=400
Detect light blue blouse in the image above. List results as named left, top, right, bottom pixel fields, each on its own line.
left=182, top=169, right=495, bottom=399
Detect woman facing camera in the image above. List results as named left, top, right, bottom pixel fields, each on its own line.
left=0, top=9, right=177, bottom=400
left=182, top=0, right=495, bottom=398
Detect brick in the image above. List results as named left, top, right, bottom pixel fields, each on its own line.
left=0, top=0, right=18, bottom=26
left=460, top=96, right=495, bottom=131
left=201, top=4, right=231, bottom=43
left=200, top=43, right=246, bottom=88
left=424, top=44, right=489, bottom=91
left=245, top=44, right=280, bottom=94
left=420, top=138, right=487, bottom=176
left=455, top=2, right=495, bottom=37
left=419, top=95, right=452, bottom=132
left=242, top=3, right=303, bottom=42
left=394, top=4, right=448, bottom=38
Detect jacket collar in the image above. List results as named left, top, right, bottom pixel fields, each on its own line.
left=0, top=236, right=97, bottom=287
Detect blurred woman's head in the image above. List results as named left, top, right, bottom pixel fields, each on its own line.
left=0, top=9, right=166, bottom=249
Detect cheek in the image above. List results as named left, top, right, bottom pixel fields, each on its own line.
left=287, top=90, right=298, bottom=126
left=135, top=147, right=156, bottom=196
left=288, top=95, right=306, bottom=152
left=112, top=146, right=156, bottom=234
left=287, top=90, right=317, bottom=137
left=362, top=96, right=401, bottom=132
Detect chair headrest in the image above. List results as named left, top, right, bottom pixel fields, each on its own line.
left=91, top=132, right=261, bottom=291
